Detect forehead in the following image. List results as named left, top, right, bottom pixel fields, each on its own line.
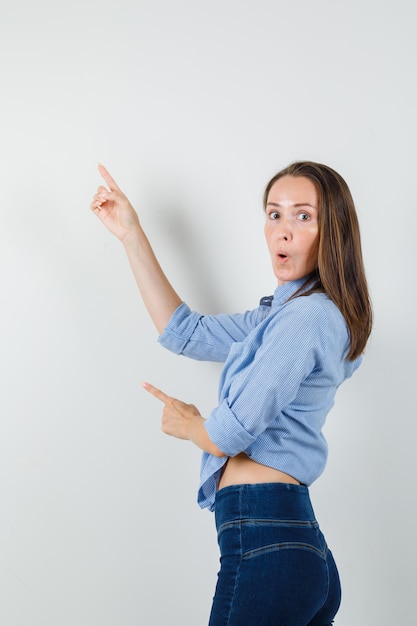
left=267, top=175, right=318, bottom=208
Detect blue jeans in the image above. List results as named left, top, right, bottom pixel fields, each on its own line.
left=209, top=483, right=341, bottom=626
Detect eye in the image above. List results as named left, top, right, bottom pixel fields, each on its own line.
left=268, top=211, right=279, bottom=220
left=297, top=212, right=311, bottom=221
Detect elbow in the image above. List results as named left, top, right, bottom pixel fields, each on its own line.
left=211, top=444, right=227, bottom=458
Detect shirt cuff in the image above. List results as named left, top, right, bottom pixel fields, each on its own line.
left=204, top=401, right=257, bottom=457
left=158, top=302, right=200, bottom=354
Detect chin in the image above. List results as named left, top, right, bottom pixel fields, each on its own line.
left=275, top=272, right=292, bottom=284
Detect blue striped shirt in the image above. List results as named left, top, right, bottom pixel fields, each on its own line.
left=158, top=278, right=361, bottom=511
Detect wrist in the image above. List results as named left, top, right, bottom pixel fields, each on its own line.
left=121, top=224, right=145, bottom=248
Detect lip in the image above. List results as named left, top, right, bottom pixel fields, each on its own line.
left=276, top=250, right=289, bottom=263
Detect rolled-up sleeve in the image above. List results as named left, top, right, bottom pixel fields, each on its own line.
left=158, top=302, right=266, bottom=362
left=158, top=303, right=204, bottom=355
left=204, top=401, right=257, bottom=454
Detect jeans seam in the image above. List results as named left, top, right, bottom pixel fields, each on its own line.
left=242, top=541, right=328, bottom=561
left=322, top=544, right=331, bottom=610
left=217, top=518, right=318, bottom=536
left=222, top=488, right=243, bottom=626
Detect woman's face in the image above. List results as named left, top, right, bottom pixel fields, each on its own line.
left=264, top=175, right=319, bottom=285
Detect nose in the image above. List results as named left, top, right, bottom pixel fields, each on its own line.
left=277, top=217, right=292, bottom=241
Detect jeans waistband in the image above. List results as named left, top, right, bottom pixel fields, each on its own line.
left=214, top=483, right=316, bottom=531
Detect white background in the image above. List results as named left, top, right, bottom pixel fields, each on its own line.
left=1, top=0, right=416, bottom=624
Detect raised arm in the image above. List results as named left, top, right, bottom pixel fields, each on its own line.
left=90, top=164, right=182, bottom=334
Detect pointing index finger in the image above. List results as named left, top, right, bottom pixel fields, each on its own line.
left=98, top=163, right=120, bottom=192
left=142, top=382, right=171, bottom=404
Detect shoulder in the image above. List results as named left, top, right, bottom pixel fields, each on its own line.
left=269, top=292, right=349, bottom=343
left=283, top=291, right=344, bottom=322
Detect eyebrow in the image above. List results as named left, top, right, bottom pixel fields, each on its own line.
left=266, top=202, right=318, bottom=209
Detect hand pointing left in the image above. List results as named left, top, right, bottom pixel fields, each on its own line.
left=142, top=382, right=201, bottom=441
left=142, top=382, right=225, bottom=457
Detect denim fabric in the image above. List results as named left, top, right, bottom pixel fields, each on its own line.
left=209, top=483, right=341, bottom=626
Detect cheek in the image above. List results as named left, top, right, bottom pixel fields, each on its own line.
left=305, top=233, right=319, bottom=261
left=264, top=224, right=274, bottom=249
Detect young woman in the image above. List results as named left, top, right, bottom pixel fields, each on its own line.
left=90, top=161, right=372, bottom=625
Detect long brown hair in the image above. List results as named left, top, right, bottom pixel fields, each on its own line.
left=263, top=161, right=372, bottom=360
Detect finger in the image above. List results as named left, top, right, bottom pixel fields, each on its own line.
left=142, top=382, right=172, bottom=404
left=98, top=163, right=120, bottom=192
left=90, top=196, right=104, bottom=211
left=90, top=193, right=106, bottom=211
left=93, top=191, right=106, bottom=203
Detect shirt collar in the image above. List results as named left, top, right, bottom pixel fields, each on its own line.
left=272, top=278, right=307, bottom=307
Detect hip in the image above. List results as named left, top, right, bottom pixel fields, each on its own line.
left=210, top=482, right=341, bottom=625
